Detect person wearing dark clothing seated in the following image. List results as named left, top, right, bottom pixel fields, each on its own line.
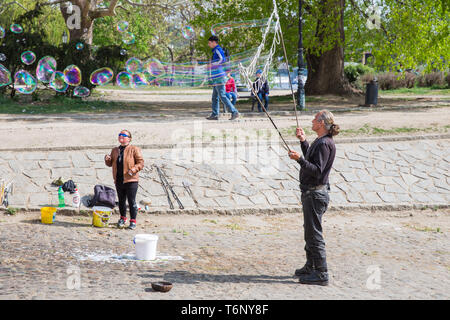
left=251, top=69, right=269, bottom=112
left=288, top=110, right=340, bottom=286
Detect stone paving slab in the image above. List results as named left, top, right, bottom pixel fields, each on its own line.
left=1, top=138, right=449, bottom=212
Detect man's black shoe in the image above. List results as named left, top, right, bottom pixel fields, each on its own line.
left=294, top=264, right=314, bottom=277
left=206, top=115, right=219, bottom=120
left=299, top=270, right=329, bottom=286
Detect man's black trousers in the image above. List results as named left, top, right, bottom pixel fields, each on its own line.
left=301, top=189, right=329, bottom=272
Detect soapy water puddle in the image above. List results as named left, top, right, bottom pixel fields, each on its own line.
left=71, top=249, right=184, bottom=264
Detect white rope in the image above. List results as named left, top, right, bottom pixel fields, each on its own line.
left=238, top=0, right=281, bottom=94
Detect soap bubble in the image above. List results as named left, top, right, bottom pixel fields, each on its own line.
left=63, top=65, right=82, bottom=86
left=36, top=56, right=57, bottom=83
left=0, top=64, right=12, bottom=87
left=122, top=32, right=135, bottom=45
left=73, top=86, right=90, bottom=97
left=90, top=67, right=113, bottom=86
left=145, top=58, right=165, bottom=77
left=125, top=57, right=143, bottom=74
left=20, top=51, right=36, bottom=65
left=117, top=21, right=129, bottom=32
left=131, top=73, right=147, bottom=88
left=0, top=53, right=6, bottom=62
left=199, top=29, right=205, bottom=37
left=14, top=70, right=37, bottom=94
left=181, top=25, right=195, bottom=40
left=120, top=49, right=127, bottom=56
left=116, top=71, right=133, bottom=88
left=0, top=26, right=5, bottom=39
left=10, top=24, right=23, bottom=34
left=76, top=42, right=84, bottom=50
left=210, top=18, right=274, bottom=37
left=50, top=71, right=69, bottom=92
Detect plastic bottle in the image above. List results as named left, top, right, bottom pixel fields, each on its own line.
left=58, top=186, right=65, bottom=208
left=72, top=188, right=80, bottom=208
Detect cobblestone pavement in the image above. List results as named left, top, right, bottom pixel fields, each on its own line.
left=0, top=209, right=448, bottom=300
left=2, top=137, right=449, bottom=212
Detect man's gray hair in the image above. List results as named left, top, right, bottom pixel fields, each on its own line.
left=318, top=110, right=335, bottom=130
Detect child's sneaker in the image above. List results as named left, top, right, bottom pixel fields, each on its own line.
left=128, top=219, right=137, bottom=230
left=117, top=217, right=127, bottom=228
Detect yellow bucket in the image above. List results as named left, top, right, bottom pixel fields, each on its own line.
left=92, top=206, right=113, bottom=228
left=41, top=207, right=57, bottom=224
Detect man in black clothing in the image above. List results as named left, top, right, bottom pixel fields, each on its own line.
left=288, top=110, right=340, bottom=286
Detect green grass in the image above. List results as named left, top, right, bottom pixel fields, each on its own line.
left=380, top=86, right=450, bottom=96
left=5, top=207, right=18, bottom=215
left=406, top=225, right=443, bottom=233
left=0, top=95, right=144, bottom=114
left=281, top=123, right=448, bottom=138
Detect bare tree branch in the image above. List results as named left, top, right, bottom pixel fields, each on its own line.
left=0, top=0, right=27, bottom=11
left=36, top=0, right=71, bottom=7
left=90, top=0, right=120, bottom=19
left=123, top=0, right=184, bottom=11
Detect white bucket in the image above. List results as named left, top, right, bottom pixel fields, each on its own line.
left=133, top=234, right=158, bottom=260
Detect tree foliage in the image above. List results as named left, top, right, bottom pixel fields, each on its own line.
left=192, top=0, right=449, bottom=74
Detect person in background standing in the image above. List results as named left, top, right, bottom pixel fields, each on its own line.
left=206, top=35, right=240, bottom=121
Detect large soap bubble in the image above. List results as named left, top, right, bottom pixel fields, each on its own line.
left=125, top=57, right=143, bottom=74
left=50, top=71, right=69, bottom=92
left=181, top=25, right=195, bottom=40
left=0, top=64, right=12, bottom=87
left=145, top=58, right=165, bottom=77
left=116, top=71, right=133, bottom=88
left=122, top=32, right=135, bottom=45
left=63, top=65, right=82, bottom=86
left=90, top=67, right=114, bottom=86
left=20, top=51, right=36, bottom=65
left=14, top=70, right=37, bottom=94
left=10, top=24, right=23, bottom=34
left=36, top=56, right=57, bottom=83
left=117, top=21, right=129, bottom=32
left=131, top=73, right=147, bottom=88
left=0, top=26, right=5, bottom=39
left=73, top=86, right=90, bottom=97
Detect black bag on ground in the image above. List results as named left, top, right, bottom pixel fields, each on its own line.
left=87, top=185, right=116, bottom=208
left=62, top=180, right=77, bottom=194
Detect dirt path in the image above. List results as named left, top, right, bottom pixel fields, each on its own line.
left=0, top=208, right=448, bottom=299
left=1, top=107, right=449, bottom=149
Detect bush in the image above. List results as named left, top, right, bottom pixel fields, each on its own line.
left=375, top=72, right=418, bottom=90
left=416, top=72, right=445, bottom=87
left=344, top=63, right=375, bottom=83
left=376, top=72, right=401, bottom=90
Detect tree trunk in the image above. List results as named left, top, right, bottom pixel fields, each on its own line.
left=304, top=0, right=357, bottom=95
left=60, top=1, right=95, bottom=44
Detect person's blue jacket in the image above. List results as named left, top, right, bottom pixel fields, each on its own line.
left=210, top=44, right=227, bottom=84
